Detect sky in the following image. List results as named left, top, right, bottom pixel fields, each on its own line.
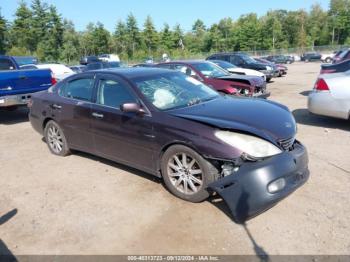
left=1, top=0, right=330, bottom=32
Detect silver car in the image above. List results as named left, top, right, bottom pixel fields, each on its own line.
left=308, top=70, right=350, bottom=119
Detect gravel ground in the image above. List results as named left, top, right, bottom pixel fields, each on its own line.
left=0, top=62, right=349, bottom=256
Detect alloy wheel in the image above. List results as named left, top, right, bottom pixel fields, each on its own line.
left=167, top=153, right=203, bottom=195
left=47, top=125, right=64, bottom=154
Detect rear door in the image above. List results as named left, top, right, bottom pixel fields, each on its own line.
left=91, top=73, right=155, bottom=172
left=53, top=74, right=95, bottom=152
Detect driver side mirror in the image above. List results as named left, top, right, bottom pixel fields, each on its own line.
left=120, top=103, right=146, bottom=115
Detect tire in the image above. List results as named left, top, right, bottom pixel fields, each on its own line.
left=44, top=120, right=70, bottom=157
left=161, top=145, right=219, bottom=203
left=266, top=77, right=272, bottom=83
left=325, top=57, right=332, bottom=63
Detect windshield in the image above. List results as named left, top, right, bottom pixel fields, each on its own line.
left=240, top=55, right=256, bottom=64
left=192, top=62, right=230, bottom=78
left=14, top=56, right=38, bottom=66
left=133, top=72, right=220, bottom=111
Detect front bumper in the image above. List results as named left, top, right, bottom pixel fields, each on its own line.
left=208, top=142, right=309, bottom=223
left=0, top=93, right=33, bottom=107
left=253, top=91, right=271, bottom=99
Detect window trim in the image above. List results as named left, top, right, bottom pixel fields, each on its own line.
left=93, top=73, right=151, bottom=116
left=58, top=74, right=96, bottom=102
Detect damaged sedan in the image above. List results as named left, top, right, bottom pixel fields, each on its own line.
left=29, top=68, right=309, bottom=222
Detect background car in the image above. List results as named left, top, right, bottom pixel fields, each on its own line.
left=21, top=63, right=75, bottom=81
left=85, top=61, right=121, bottom=71
left=320, top=59, right=350, bottom=75
left=0, top=55, right=54, bottom=109
left=301, top=52, right=322, bottom=62
left=98, top=54, right=120, bottom=62
left=308, top=71, right=350, bottom=119
left=207, top=52, right=274, bottom=82
left=79, top=55, right=100, bottom=65
left=157, top=61, right=268, bottom=97
left=265, top=55, right=294, bottom=64
left=70, top=65, right=86, bottom=73
left=332, top=48, right=350, bottom=64
left=28, top=68, right=309, bottom=222
left=321, top=53, right=335, bottom=63
left=254, top=58, right=280, bottom=78
left=210, top=60, right=266, bottom=81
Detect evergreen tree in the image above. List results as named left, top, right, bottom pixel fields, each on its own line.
left=10, top=1, right=34, bottom=53
left=114, top=20, right=128, bottom=57
left=60, top=20, right=80, bottom=63
left=160, top=23, right=173, bottom=51
left=143, top=16, right=159, bottom=55
left=126, top=13, right=141, bottom=58
left=0, top=10, right=7, bottom=54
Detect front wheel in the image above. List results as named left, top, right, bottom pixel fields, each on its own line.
left=161, top=145, right=219, bottom=203
left=325, top=57, right=332, bottom=63
left=44, top=120, right=70, bottom=156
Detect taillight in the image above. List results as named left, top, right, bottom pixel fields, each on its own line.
left=51, top=72, right=57, bottom=85
left=314, top=78, right=329, bottom=91
left=320, top=69, right=336, bottom=74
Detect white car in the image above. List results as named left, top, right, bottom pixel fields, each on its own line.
left=21, top=64, right=75, bottom=81
left=308, top=70, right=350, bottom=119
left=321, top=53, right=335, bottom=63
left=211, top=60, right=267, bottom=81
left=98, top=54, right=120, bottom=62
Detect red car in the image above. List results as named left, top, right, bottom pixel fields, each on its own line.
left=157, top=61, right=269, bottom=98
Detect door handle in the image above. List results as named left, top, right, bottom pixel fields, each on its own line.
left=51, top=104, right=62, bottom=109
left=92, top=112, right=104, bottom=119
left=19, top=76, right=28, bottom=80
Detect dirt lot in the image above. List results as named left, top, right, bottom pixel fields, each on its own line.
left=1, top=63, right=350, bottom=256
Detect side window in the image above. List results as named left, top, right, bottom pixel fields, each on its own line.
left=59, top=78, right=94, bottom=101
left=230, top=56, right=242, bottom=65
left=0, top=59, right=15, bottom=71
left=96, top=79, right=136, bottom=108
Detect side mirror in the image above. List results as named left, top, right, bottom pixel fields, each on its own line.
left=120, top=103, right=146, bottom=115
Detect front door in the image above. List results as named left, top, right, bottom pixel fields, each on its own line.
left=91, top=74, right=155, bottom=173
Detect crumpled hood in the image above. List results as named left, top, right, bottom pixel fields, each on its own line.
left=169, top=97, right=296, bottom=144
left=216, top=75, right=264, bottom=87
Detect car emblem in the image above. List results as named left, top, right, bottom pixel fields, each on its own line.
left=285, top=122, right=292, bottom=128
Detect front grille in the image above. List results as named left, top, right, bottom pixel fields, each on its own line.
left=278, top=137, right=295, bottom=151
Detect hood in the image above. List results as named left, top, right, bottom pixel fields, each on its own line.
left=169, top=97, right=296, bottom=144
left=216, top=75, right=264, bottom=87
left=230, top=68, right=264, bottom=77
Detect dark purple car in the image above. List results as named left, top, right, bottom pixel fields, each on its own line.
left=29, top=68, right=309, bottom=222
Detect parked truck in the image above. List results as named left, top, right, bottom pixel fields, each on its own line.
left=0, top=56, right=55, bottom=109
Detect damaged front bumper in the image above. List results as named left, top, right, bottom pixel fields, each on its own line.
left=208, top=141, right=309, bottom=223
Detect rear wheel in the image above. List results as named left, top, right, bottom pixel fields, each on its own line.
left=44, top=120, right=70, bottom=156
left=161, top=145, right=219, bottom=203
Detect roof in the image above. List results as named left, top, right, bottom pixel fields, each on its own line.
left=158, top=60, right=211, bottom=65
left=89, top=67, right=175, bottom=79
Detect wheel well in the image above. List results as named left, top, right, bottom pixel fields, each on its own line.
left=42, top=117, right=54, bottom=130
left=157, top=142, right=223, bottom=178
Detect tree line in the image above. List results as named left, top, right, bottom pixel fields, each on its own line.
left=0, top=0, right=350, bottom=64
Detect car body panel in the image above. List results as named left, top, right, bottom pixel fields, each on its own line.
left=208, top=141, right=309, bottom=222
left=308, top=71, right=350, bottom=119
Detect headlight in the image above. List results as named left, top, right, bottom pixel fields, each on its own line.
left=266, top=66, right=272, bottom=71
left=215, top=131, right=282, bottom=158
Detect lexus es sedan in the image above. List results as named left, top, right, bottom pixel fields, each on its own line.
left=29, top=68, right=309, bottom=222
